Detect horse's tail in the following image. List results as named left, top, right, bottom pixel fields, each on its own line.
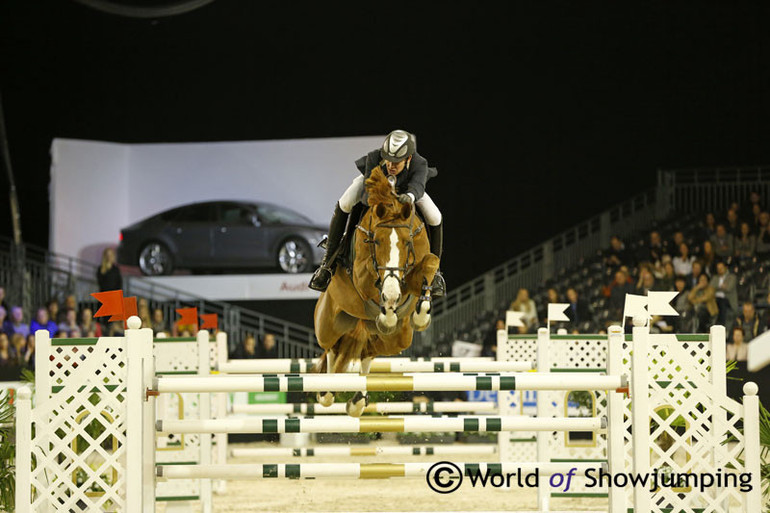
left=312, top=321, right=371, bottom=374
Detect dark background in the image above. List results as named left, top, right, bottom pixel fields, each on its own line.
left=1, top=2, right=769, bottom=286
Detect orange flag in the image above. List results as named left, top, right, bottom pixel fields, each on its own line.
left=116, top=297, right=138, bottom=326
left=91, top=290, right=124, bottom=318
left=176, top=307, right=198, bottom=327
left=199, top=313, right=218, bottom=330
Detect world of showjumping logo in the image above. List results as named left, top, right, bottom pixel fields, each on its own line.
left=425, top=462, right=754, bottom=494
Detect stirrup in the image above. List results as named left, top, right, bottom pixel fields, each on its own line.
left=309, top=266, right=333, bottom=292
left=431, top=271, right=446, bottom=297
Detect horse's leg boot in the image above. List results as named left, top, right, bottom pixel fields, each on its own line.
left=428, top=222, right=446, bottom=297
left=309, top=203, right=349, bottom=292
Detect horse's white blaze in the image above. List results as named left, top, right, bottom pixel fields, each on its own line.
left=381, top=228, right=401, bottom=308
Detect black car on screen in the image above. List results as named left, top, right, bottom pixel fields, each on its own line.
left=117, top=201, right=327, bottom=276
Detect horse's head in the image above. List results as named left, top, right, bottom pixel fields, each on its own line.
left=356, top=167, right=420, bottom=325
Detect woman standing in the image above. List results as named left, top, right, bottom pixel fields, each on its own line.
left=97, top=248, right=123, bottom=292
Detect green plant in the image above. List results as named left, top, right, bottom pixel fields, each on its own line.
left=0, top=391, right=16, bottom=512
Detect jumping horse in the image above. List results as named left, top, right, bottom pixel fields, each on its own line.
left=313, top=166, right=440, bottom=416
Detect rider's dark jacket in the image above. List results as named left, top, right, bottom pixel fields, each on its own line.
left=355, top=150, right=438, bottom=205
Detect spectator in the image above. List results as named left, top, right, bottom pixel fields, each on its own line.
left=726, top=209, right=740, bottom=237
left=701, top=240, right=717, bottom=276
left=79, top=308, right=102, bottom=337
left=10, top=333, right=26, bottom=366
left=30, top=307, right=58, bottom=337
left=710, top=261, right=738, bottom=327
left=639, top=231, right=666, bottom=265
left=658, top=261, right=676, bottom=291
left=58, top=294, right=78, bottom=324
left=688, top=273, right=718, bottom=332
left=755, top=223, right=770, bottom=258
left=97, top=248, right=123, bottom=292
left=734, top=222, right=756, bottom=262
left=604, top=236, right=631, bottom=268
left=546, top=288, right=561, bottom=304
left=670, top=232, right=685, bottom=255
left=759, top=211, right=770, bottom=233
left=635, top=269, right=657, bottom=295
left=233, top=333, right=259, bottom=359
left=25, top=334, right=36, bottom=371
left=606, top=270, right=634, bottom=320
left=672, top=243, right=695, bottom=277
left=137, top=298, right=152, bottom=329
left=510, top=288, right=538, bottom=333
left=0, top=306, right=7, bottom=336
left=700, top=213, right=717, bottom=241
left=710, top=225, right=734, bottom=259
left=688, top=260, right=705, bottom=290
left=5, top=306, right=29, bottom=338
left=482, top=319, right=503, bottom=357
left=735, top=302, right=762, bottom=342
left=750, top=203, right=762, bottom=234
left=0, top=286, right=7, bottom=312
left=258, top=333, right=278, bottom=358
left=726, top=326, right=748, bottom=362
left=151, top=308, right=168, bottom=335
left=57, top=309, right=80, bottom=338
left=565, top=288, right=591, bottom=328
left=46, top=300, right=59, bottom=327
left=744, top=191, right=763, bottom=220
left=0, top=333, right=13, bottom=368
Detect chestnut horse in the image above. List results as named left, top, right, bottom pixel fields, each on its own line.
left=313, top=166, right=440, bottom=416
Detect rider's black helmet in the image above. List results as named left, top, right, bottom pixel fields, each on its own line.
left=380, top=130, right=416, bottom=163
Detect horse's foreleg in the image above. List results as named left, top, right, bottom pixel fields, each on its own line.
left=317, top=350, right=336, bottom=407
left=411, top=278, right=433, bottom=331
left=346, top=356, right=372, bottom=417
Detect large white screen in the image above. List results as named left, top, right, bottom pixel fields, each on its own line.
left=50, top=135, right=383, bottom=264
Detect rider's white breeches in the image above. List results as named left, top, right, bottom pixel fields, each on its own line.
left=339, top=176, right=365, bottom=213
left=338, top=175, right=442, bottom=227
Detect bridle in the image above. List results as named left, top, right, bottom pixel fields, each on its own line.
left=356, top=209, right=424, bottom=292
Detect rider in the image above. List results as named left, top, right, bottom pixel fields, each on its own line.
left=309, top=129, right=445, bottom=296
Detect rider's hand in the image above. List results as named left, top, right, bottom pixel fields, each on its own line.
left=398, top=193, right=414, bottom=205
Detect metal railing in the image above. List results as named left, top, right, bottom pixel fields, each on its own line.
left=0, top=236, right=322, bottom=358
left=658, top=166, right=770, bottom=213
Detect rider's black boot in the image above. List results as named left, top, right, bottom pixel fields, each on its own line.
left=428, top=222, right=446, bottom=297
left=309, top=203, right=349, bottom=292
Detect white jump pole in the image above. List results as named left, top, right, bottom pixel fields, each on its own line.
left=214, top=331, right=228, bottom=494
left=157, top=461, right=605, bottom=480
left=230, top=400, right=498, bottom=415
left=607, top=325, right=626, bottom=513
left=14, top=387, right=32, bottom=513
left=742, top=382, right=762, bottom=513
left=155, top=373, right=627, bottom=393
left=535, top=327, right=550, bottom=511
left=631, top=317, right=650, bottom=512
left=157, top=415, right=605, bottom=434
left=197, top=330, right=212, bottom=513
left=218, top=358, right=533, bottom=374
left=230, top=445, right=498, bottom=458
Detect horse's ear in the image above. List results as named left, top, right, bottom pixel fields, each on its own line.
left=374, top=203, right=388, bottom=219
left=400, top=202, right=412, bottom=220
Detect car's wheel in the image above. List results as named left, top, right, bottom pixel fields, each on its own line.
left=138, top=242, right=174, bottom=276
left=277, top=237, right=312, bottom=274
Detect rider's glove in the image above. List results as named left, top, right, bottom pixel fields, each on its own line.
left=398, top=193, right=414, bottom=205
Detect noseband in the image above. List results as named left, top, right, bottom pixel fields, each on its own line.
left=356, top=210, right=424, bottom=292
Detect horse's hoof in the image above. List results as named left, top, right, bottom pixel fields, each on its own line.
left=346, top=396, right=366, bottom=417
left=376, top=312, right=399, bottom=335
left=317, top=392, right=334, bottom=407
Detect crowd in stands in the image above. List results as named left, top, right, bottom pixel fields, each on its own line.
left=465, top=191, right=770, bottom=366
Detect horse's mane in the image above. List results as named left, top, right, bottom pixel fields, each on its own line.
left=365, top=166, right=398, bottom=210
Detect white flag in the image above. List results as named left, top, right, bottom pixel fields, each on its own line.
left=506, top=310, right=525, bottom=328
left=547, top=303, right=571, bottom=322
left=622, top=294, right=648, bottom=320
left=648, top=291, right=680, bottom=317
